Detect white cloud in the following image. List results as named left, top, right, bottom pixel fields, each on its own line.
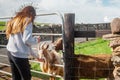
left=96, top=0, right=103, bottom=5
left=104, top=16, right=110, bottom=22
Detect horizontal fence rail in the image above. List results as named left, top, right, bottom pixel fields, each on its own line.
left=75, top=30, right=111, bottom=38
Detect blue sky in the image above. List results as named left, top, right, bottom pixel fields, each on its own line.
left=0, top=0, right=120, bottom=24
left=103, top=0, right=110, bottom=6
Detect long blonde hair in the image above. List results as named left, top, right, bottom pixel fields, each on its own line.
left=6, top=6, right=36, bottom=39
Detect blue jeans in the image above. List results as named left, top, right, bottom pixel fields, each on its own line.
left=7, top=51, right=31, bottom=80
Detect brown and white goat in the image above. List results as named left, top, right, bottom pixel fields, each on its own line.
left=53, top=38, right=63, bottom=51
left=38, top=42, right=63, bottom=80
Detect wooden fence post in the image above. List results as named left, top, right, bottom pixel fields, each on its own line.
left=50, top=24, right=54, bottom=43
left=63, top=13, right=79, bottom=80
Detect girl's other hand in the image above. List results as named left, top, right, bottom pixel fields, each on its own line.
left=36, top=36, right=40, bottom=43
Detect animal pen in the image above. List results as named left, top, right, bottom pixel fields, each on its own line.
left=0, top=13, right=113, bottom=80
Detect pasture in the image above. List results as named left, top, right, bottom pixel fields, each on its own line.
left=75, top=38, right=111, bottom=55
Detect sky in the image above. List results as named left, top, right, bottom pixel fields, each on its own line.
left=0, top=0, right=120, bottom=24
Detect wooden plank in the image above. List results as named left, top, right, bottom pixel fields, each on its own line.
left=75, top=31, right=96, bottom=37
left=95, top=30, right=111, bottom=37
left=74, top=30, right=111, bottom=38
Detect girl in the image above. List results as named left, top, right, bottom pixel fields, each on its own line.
left=6, top=6, right=43, bottom=80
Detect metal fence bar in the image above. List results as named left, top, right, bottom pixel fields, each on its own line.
left=31, top=70, right=63, bottom=78
left=0, top=45, right=6, bottom=48
left=0, top=32, right=62, bottom=35
left=0, top=12, right=63, bottom=17
left=30, top=60, right=64, bottom=67
left=0, top=70, right=12, bottom=76
left=32, top=33, right=62, bottom=36
left=0, top=55, right=7, bottom=57
left=0, top=62, right=10, bottom=66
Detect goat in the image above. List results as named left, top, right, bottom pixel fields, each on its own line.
left=38, top=42, right=63, bottom=80
left=53, top=38, right=63, bottom=51
left=75, top=54, right=114, bottom=80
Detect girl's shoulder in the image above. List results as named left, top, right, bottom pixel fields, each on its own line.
left=25, top=22, right=33, bottom=31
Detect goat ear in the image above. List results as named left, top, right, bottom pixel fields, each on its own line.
left=43, top=43, right=49, bottom=49
left=40, top=42, right=46, bottom=49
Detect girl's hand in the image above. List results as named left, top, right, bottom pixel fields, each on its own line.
left=36, top=36, right=41, bottom=43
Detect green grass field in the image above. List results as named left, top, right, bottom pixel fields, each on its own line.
left=0, top=26, right=6, bottom=30
left=0, top=21, right=6, bottom=25
left=75, top=38, right=111, bottom=55
left=0, top=21, right=6, bottom=30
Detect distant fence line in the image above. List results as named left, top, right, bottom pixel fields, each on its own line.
left=33, top=23, right=111, bottom=33
left=0, top=22, right=111, bottom=45
left=0, top=22, right=111, bottom=33
left=33, top=23, right=111, bottom=40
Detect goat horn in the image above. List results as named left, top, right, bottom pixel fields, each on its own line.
left=43, top=42, right=49, bottom=49
left=41, top=42, right=47, bottom=49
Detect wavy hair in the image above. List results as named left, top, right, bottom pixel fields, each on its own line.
left=6, top=6, right=36, bottom=39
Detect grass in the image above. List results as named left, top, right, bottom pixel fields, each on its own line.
left=75, top=38, right=112, bottom=55
left=0, top=26, right=6, bottom=30
left=31, top=63, right=50, bottom=80
left=0, top=21, right=6, bottom=25
left=0, top=21, right=6, bottom=30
